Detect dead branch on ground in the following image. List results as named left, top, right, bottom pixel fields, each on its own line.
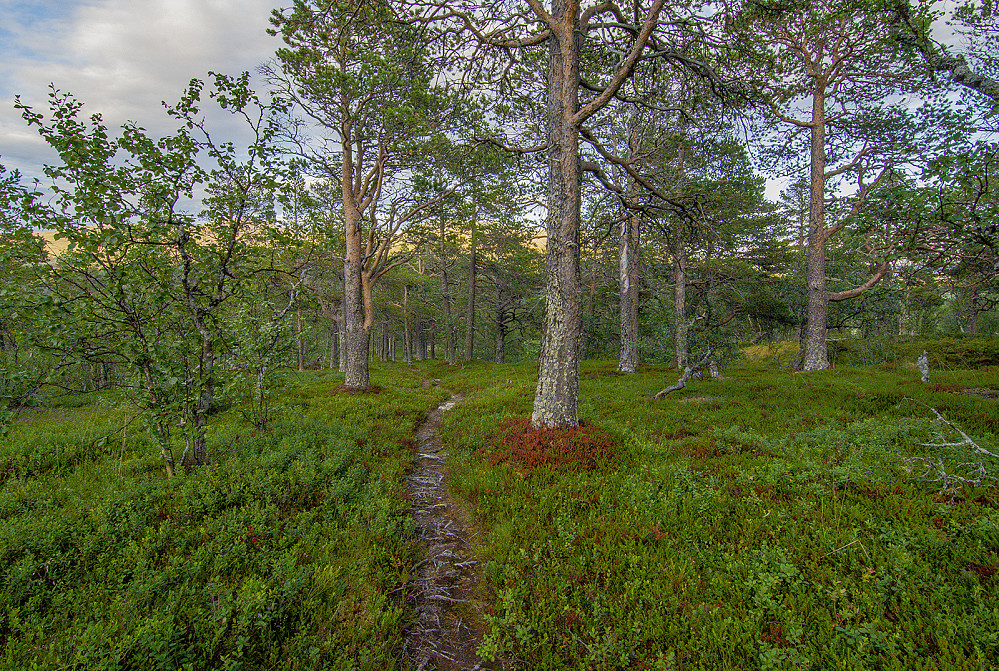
left=900, top=398, right=998, bottom=497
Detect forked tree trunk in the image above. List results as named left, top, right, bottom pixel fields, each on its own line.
left=529, top=0, right=665, bottom=427
left=531, top=2, right=583, bottom=429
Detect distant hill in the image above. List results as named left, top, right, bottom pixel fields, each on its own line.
left=38, top=230, right=70, bottom=257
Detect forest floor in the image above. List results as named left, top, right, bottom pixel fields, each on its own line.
left=2, top=348, right=999, bottom=670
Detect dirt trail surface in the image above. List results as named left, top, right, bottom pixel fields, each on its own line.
left=403, top=395, right=497, bottom=671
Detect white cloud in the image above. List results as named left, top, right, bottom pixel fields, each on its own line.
left=1, top=0, right=277, bottom=178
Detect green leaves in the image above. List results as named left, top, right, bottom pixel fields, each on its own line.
left=5, top=74, right=301, bottom=470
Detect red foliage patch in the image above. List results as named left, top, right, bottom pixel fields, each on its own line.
left=482, top=417, right=616, bottom=475
left=760, top=623, right=792, bottom=648
left=979, top=412, right=999, bottom=430
left=974, top=493, right=999, bottom=509
left=661, top=427, right=693, bottom=440
left=644, top=523, right=670, bottom=542
left=560, top=610, right=583, bottom=630
left=968, top=562, right=997, bottom=585
left=674, top=437, right=719, bottom=459
left=754, top=484, right=794, bottom=502
left=928, top=383, right=965, bottom=393
left=244, top=525, right=268, bottom=549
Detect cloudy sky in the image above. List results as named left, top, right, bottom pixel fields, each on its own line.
left=0, top=0, right=278, bottom=180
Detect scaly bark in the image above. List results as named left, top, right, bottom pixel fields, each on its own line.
left=464, top=214, right=477, bottom=361
left=531, top=0, right=583, bottom=429
left=343, top=187, right=371, bottom=389
left=803, top=79, right=830, bottom=371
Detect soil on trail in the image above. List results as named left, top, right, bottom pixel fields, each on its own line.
left=403, top=395, right=498, bottom=671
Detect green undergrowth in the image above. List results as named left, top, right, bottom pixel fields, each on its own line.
left=439, top=357, right=999, bottom=670
left=0, top=363, right=447, bottom=670
left=4, top=353, right=999, bottom=670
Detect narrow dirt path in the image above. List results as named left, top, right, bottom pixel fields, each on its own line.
left=403, top=395, right=496, bottom=671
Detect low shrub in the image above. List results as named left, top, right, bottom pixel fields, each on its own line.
left=481, top=417, right=617, bottom=475
left=443, top=359, right=999, bottom=670
left=828, top=335, right=999, bottom=369
left=0, top=364, right=445, bottom=670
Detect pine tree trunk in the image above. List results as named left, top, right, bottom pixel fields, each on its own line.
left=803, top=83, right=830, bottom=371
left=531, top=1, right=583, bottom=429
left=617, top=162, right=641, bottom=373
left=674, top=253, right=688, bottom=370
left=464, top=214, right=477, bottom=361
left=495, top=285, right=506, bottom=364
left=343, top=203, right=370, bottom=388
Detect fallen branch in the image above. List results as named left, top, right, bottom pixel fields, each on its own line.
left=900, top=398, right=999, bottom=497
left=653, top=348, right=712, bottom=399
left=906, top=398, right=999, bottom=459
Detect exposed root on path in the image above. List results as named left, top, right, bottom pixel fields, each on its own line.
left=403, top=395, right=498, bottom=671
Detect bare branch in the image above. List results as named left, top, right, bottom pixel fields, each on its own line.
left=574, top=0, right=668, bottom=126
left=653, top=348, right=712, bottom=399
